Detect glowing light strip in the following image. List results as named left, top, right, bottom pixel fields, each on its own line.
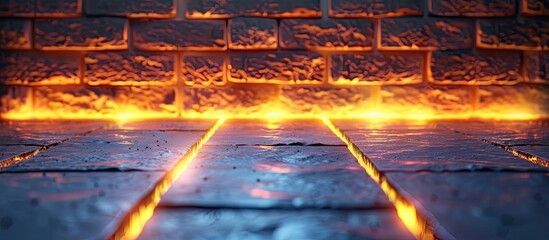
left=321, top=116, right=436, bottom=240
left=111, top=118, right=226, bottom=240
left=482, top=140, right=549, bottom=168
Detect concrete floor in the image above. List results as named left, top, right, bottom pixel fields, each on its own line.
left=0, top=119, right=547, bottom=239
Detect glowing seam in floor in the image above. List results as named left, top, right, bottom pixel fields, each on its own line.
left=111, top=118, right=226, bottom=240
left=0, top=124, right=110, bottom=169
left=320, top=116, right=436, bottom=240
left=482, top=140, right=549, bottom=168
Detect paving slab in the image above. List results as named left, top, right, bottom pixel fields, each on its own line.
left=0, top=171, right=163, bottom=240
left=387, top=172, right=549, bottom=240
left=0, top=120, right=107, bottom=162
left=333, top=120, right=543, bottom=171
left=3, top=129, right=205, bottom=172
left=160, top=146, right=390, bottom=209
left=138, top=208, right=414, bottom=240
left=207, top=119, right=343, bottom=146
left=115, top=119, right=215, bottom=131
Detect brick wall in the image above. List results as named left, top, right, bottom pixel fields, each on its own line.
left=0, top=0, right=548, bottom=118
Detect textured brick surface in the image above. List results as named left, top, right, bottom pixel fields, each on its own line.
left=479, top=85, right=549, bottom=114
left=329, top=0, right=422, bottom=18
left=0, top=0, right=34, bottom=17
left=182, top=55, right=226, bottom=86
left=229, top=52, right=325, bottom=84
left=478, top=19, right=548, bottom=50
left=331, top=53, right=423, bottom=85
left=0, top=52, right=80, bottom=85
left=34, top=18, right=127, bottom=50
left=525, top=53, right=549, bottom=83
left=280, top=86, right=373, bottom=114
left=522, top=0, right=549, bottom=15
left=186, top=0, right=321, bottom=18
left=280, top=19, right=373, bottom=50
left=85, top=0, right=175, bottom=18
left=380, top=18, right=474, bottom=50
left=229, top=18, right=277, bottom=50
left=0, top=19, right=31, bottom=50
left=36, top=0, right=80, bottom=17
left=182, top=85, right=279, bottom=116
left=133, top=20, right=226, bottom=51
left=429, top=0, right=516, bottom=16
left=382, top=85, right=472, bottom=113
left=84, top=52, right=176, bottom=86
left=430, top=51, right=522, bottom=85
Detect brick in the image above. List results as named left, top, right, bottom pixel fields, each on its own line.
left=382, top=85, right=472, bottom=114
left=36, top=0, right=81, bottom=17
left=85, top=0, right=175, bottom=18
left=229, top=18, right=277, bottom=50
left=280, top=86, right=373, bottom=115
left=0, top=52, right=80, bottom=85
left=380, top=18, right=473, bottom=50
left=0, top=0, right=34, bottom=17
left=522, top=0, right=549, bottom=15
left=331, top=53, right=423, bottom=85
left=477, top=19, right=548, bottom=50
left=133, top=20, right=226, bottom=51
left=479, top=84, right=549, bottom=114
left=430, top=51, right=522, bottom=85
left=34, top=18, right=127, bottom=51
left=182, top=55, right=226, bottom=86
left=0, top=19, right=31, bottom=50
left=329, top=0, right=422, bottom=18
left=186, top=0, right=321, bottom=18
left=429, top=0, right=516, bottom=16
left=280, top=19, right=373, bottom=50
left=84, top=52, right=175, bottom=86
left=525, top=53, right=549, bottom=83
left=181, top=84, right=279, bottom=116
left=229, top=52, right=325, bottom=84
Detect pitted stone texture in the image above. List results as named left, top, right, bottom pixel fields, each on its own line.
left=229, top=18, right=277, bottom=50
left=182, top=55, right=226, bottom=86
left=429, top=0, right=516, bottom=16
left=0, top=52, right=80, bottom=85
left=525, top=53, right=549, bottom=83
left=380, top=18, right=473, bottom=50
left=229, top=52, right=324, bottom=84
left=381, top=85, right=472, bottom=114
left=208, top=119, right=343, bottom=146
left=334, top=121, right=544, bottom=171
left=280, top=86, right=373, bottom=115
left=522, top=0, right=549, bottom=15
left=36, top=0, right=80, bottom=17
left=85, top=0, right=174, bottom=18
left=133, top=20, right=226, bottom=51
left=34, top=18, right=127, bottom=50
left=0, top=19, right=31, bottom=49
left=84, top=52, right=175, bottom=86
left=0, top=172, right=162, bottom=240
left=478, top=85, right=549, bottom=115
left=329, top=0, right=422, bottom=18
left=161, top=146, right=390, bottom=209
left=139, top=209, right=414, bottom=240
left=331, top=53, right=423, bottom=85
left=280, top=19, right=373, bottom=50
left=4, top=130, right=204, bottom=172
left=478, top=19, right=549, bottom=50
left=29, top=86, right=177, bottom=117
left=387, top=172, right=549, bottom=240
left=181, top=85, right=279, bottom=117
left=186, top=0, right=321, bottom=18
left=0, top=0, right=34, bottom=17
left=430, top=51, right=522, bottom=85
